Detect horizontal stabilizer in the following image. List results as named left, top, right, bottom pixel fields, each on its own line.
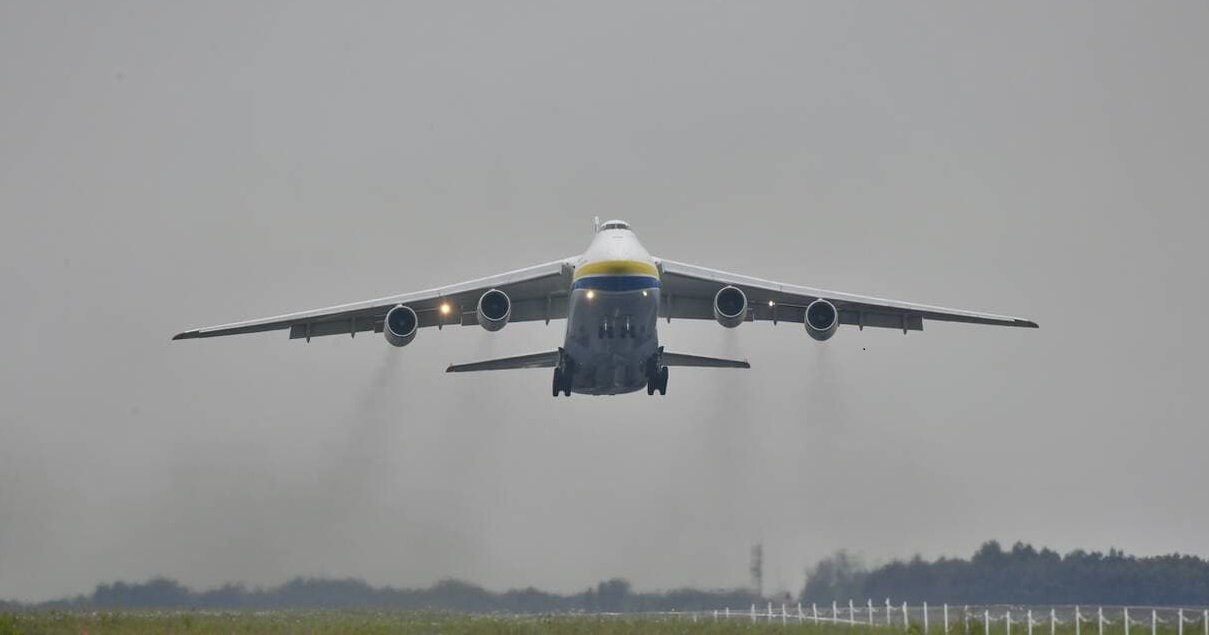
left=661, top=351, right=750, bottom=369
left=446, top=350, right=561, bottom=373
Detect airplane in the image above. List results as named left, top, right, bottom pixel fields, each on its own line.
left=174, top=219, right=1037, bottom=397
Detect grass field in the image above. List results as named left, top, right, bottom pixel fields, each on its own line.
left=0, top=612, right=1197, bottom=635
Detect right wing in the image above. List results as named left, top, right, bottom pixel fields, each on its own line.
left=656, top=258, right=1037, bottom=332
left=173, top=258, right=576, bottom=342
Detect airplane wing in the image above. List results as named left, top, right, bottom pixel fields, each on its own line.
left=655, top=258, right=1038, bottom=332
left=173, top=258, right=577, bottom=342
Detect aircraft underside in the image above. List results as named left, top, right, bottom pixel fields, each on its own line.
left=557, top=287, right=664, bottom=396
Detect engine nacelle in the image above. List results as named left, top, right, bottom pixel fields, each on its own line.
left=383, top=304, right=419, bottom=347
left=805, top=298, right=839, bottom=341
left=476, top=288, right=511, bottom=332
left=713, top=286, right=748, bottom=328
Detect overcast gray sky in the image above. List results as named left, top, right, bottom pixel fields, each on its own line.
left=2, top=1, right=1208, bottom=603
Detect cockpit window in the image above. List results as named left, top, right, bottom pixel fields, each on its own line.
left=600, top=221, right=630, bottom=231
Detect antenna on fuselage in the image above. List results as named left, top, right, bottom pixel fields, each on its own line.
left=593, top=216, right=600, bottom=233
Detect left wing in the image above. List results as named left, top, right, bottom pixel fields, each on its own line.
left=656, top=258, right=1037, bottom=332
left=173, top=258, right=576, bottom=342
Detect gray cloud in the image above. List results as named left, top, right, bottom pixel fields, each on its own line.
left=1, top=1, right=1207, bottom=602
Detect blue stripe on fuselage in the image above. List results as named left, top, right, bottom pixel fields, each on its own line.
left=571, top=275, right=660, bottom=292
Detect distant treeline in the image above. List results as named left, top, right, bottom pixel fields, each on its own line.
left=802, top=541, right=1209, bottom=605
left=26, top=578, right=755, bottom=613
left=8, top=541, right=1209, bottom=611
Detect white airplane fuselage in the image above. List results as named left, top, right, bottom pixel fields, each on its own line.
left=563, top=226, right=662, bottom=395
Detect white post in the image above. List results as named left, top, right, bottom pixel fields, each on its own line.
left=713, top=610, right=717, bottom=621
left=751, top=603, right=756, bottom=623
left=1076, top=606, right=1082, bottom=635
left=1050, top=609, right=1056, bottom=635
left=726, top=607, right=730, bottom=620
left=1177, top=609, right=1183, bottom=635
left=966, top=606, right=971, bottom=635
left=1029, top=610, right=1034, bottom=635
left=925, top=602, right=930, bottom=634
left=904, top=602, right=910, bottom=631
left=835, top=601, right=839, bottom=623
left=945, top=604, right=950, bottom=635
left=985, top=610, right=991, bottom=635
left=799, top=603, right=804, bottom=623
left=1125, top=607, right=1131, bottom=635
left=783, top=603, right=788, bottom=627
left=1007, top=610, right=1012, bottom=635
left=1152, top=610, right=1157, bottom=635
left=813, top=603, right=819, bottom=625
left=887, top=599, right=893, bottom=627
left=852, top=600, right=857, bottom=626
left=870, top=600, right=876, bottom=626
left=1202, top=610, right=1207, bottom=635
left=1099, top=607, right=1105, bottom=635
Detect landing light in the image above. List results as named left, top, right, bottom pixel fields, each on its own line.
left=586, top=290, right=595, bottom=300
left=440, top=303, right=451, bottom=315
left=768, top=300, right=775, bottom=307
left=642, top=290, right=648, bottom=297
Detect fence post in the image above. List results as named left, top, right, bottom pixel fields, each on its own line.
left=814, top=603, right=819, bottom=625
left=1029, top=609, right=1034, bottom=635
left=1076, top=606, right=1082, bottom=635
left=783, top=603, right=788, bottom=627
left=1125, top=607, right=1131, bottom=635
left=834, top=601, right=839, bottom=624
left=1203, top=610, right=1207, bottom=635
left=925, top=602, right=930, bottom=634
left=1007, top=610, right=1012, bottom=635
left=888, top=599, right=894, bottom=627
left=769, top=602, right=774, bottom=622
left=870, top=600, right=876, bottom=626
left=799, top=603, right=804, bottom=623
left=966, top=606, right=971, bottom=635
left=1177, top=609, right=1183, bottom=635
left=904, top=602, right=910, bottom=631
left=1050, top=608, right=1056, bottom=635
left=713, top=610, right=717, bottom=621
left=751, top=603, right=756, bottom=623
left=985, top=609, right=991, bottom=635
left=852, top=599, right=857, bottom=626
left=726, top=607, right=730, bottom=619
left=1152, top=610, right=1157, bottom=635
left=1099, top=607, right=1105, bottom=635
left=946, top=604, right=951, bottom=635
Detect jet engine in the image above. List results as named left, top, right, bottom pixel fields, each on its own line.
left=713, top=286, right=748, bottom=328
left=476, top=288, right=512, bottom=331
left=805, top=298, right=839, bottom=341
left=384, top=304, right=419, bottom=347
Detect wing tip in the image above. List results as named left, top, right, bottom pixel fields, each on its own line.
left=1017, top=319, right=1040, bottom=329
left=172, top=330, right=199, bottom=341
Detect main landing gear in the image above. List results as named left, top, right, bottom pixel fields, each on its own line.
left=646, top=354, right=668, bottom=396
left=552, top=349, right=574, bottom=397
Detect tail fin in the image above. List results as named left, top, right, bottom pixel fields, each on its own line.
left=446, top=350, right=561, bottom=373
left=661, top=351, right=751, bottom=369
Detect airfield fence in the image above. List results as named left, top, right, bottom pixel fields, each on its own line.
left=622, top=603, right=1209, bottom=634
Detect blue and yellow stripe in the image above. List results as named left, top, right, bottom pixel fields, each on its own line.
left=571, top=260, right=660, bottom=291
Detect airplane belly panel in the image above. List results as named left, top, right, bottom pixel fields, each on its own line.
left=563, top=286, right=660, bottom=395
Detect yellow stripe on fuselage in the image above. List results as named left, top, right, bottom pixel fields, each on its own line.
left=572, top=259, right=660, bottom=280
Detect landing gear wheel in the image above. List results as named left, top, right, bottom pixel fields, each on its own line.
left=552, top=368, right=563, bottom=398
left=657, top=366, right=669, bottom=395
